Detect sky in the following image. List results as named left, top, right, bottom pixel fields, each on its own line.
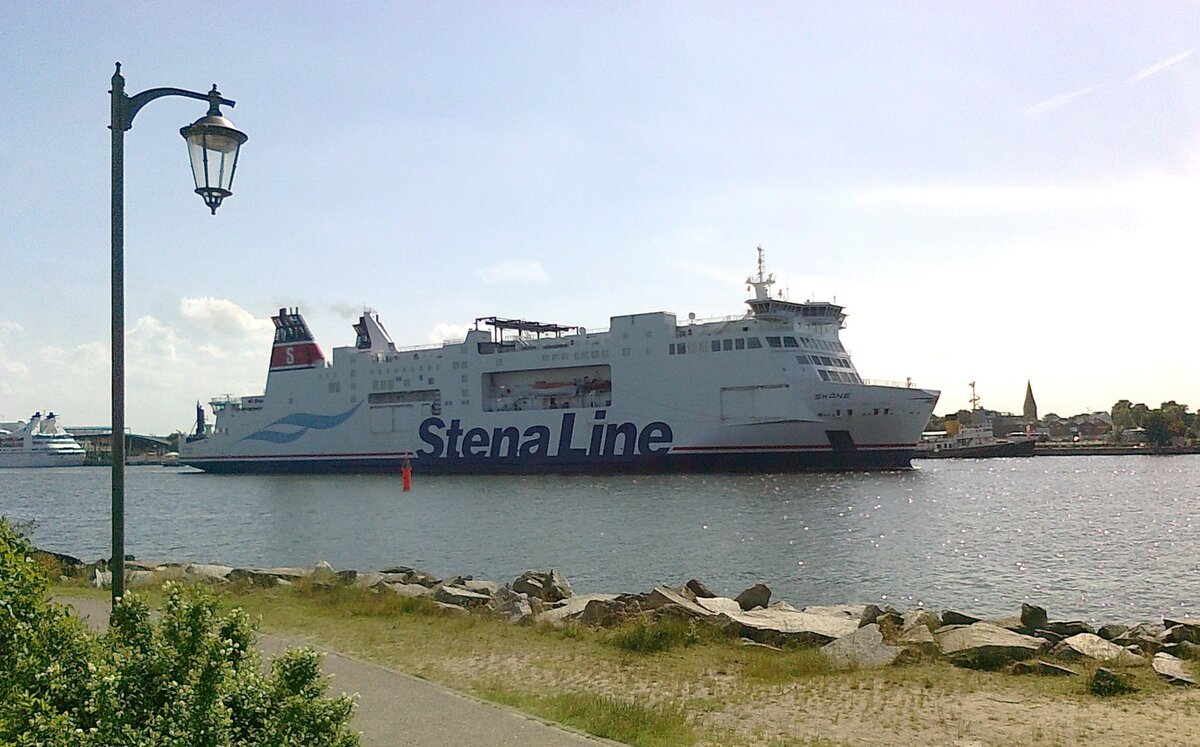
left=2, top=2, right=1199, bottom=434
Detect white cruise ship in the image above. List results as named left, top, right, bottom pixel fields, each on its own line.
left=181, top=251, right=939, bottom=474
left=0, top=412, right=88, bottom=468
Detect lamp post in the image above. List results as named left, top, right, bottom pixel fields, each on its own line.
left=109, top=63, right=247, bottom=606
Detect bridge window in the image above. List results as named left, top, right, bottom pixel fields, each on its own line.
left=766, top=336, right=781, bottom=348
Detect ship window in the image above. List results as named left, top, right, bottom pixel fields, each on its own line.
left=819, top=370, right=831, bottom=381
left=591, top=351, right=599, bottom=359
left=784, top=336, right=798, bottom=348
left=796, top=355, right=809, bottom=364
left=676, top=345, right=685, bottom=355
left=884, top=408, right=890, bottom=414
left=723, top=339, right=733, bottom=351
left=711, top=340, right=720, bottom=352
left=766, top=336, right=781, bottom=348
left=747, top=337, right=762, bottom=349
left=622, top=348, right=631, bottom=356
left=735, top=338, right=745, bottom=350
left=668, top=344, right=675, bottom=355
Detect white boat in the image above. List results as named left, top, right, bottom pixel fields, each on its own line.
left=181, top=249, right=940, bottom=474
left=0, top=412, right=88, bottom=468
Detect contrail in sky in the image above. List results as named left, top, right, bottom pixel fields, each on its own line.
left=1026, top=83, right=1105, bottom=116
left=1129, top=50, right=1195, bottom=82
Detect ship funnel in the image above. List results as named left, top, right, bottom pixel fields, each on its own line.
left=268, top=307, right=325, bottom=372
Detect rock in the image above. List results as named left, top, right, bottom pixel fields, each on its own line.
left=487, top=587, right=534, bottom=623
left=1162, top=624, right=1199, bottom=645
left=801, top=604, right=867, bottom=620
left=902, top=608, right=942, bottom=632
left=1152, top=653, right=1197, bottom=686
left=383, top=582, right=434, bottom=598
left=434, top=585, right=491, bottom=609
left=229, top=567, right=312, bottom=587
left=1009, top=659, right=1078, bottom=676
left=462, top=579, right=500, bottom=597
left=694, top=596, right=743, bottom=616
left=720, top=606, right=860, bottom=648
left=1020, top=603, right=1049, bottom=631
left=336, top=569, right=359, bottom=583
left=685, top=578, right=716, bottom=598
left=941, top=609, right=981, bottom=627
left=184, top=563, right=233, bottom=584
left=536, top=593, right=619, bottom=625
left=821, top=623, right=904, bottom=669
left=311, top=560, right=341, bottom=587
left=897, top=621, right=939, bottom=655
left=512, top=569, right=574, bottom=603
left=1046, top=620, right=1095, bottom=637
left=91, top=569, right=111, bottom=589
left=859, top=604, right=885, bottom=626
left=1165, top=640, right=1200, bottom=661
left=1050, top=633, right=1142, bottom=664
left=1089, top=667, right=1136, bottom=696
left=351, top=572, right=387, bottom=589
left=399, top=568, right=442, bottom=588
left=580, top=596, right=637, bottom=627
left=1097, top=623, right=1129, bottom=641
left=734, top=583, right=771, bottom=611
left=934, top=622, right=1045, bottom=670
left=1029, top=629, right=1065, bottom=645
left=1113, top=623, right=1167, bottom=655
left=1163, top=618, right=1200, bottom=643
left=642, top=586, right=713, bottom=619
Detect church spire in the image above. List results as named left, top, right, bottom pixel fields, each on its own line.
left=1023, top=380, right=1038, bottom=425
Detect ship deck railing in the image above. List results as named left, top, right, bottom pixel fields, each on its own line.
left=862, top=378, right=919, bottom=388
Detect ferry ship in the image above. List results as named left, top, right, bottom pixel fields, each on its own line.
left=0, top=412, right=87, bottom=468
left=181, top=251, right=939, bottom=474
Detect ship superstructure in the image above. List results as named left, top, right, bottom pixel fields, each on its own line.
left=0, top=412, right=87, bottom=468
left=182, top=250, right=940, bottom=474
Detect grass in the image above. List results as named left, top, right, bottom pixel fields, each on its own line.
left=49, top=579, right=1198, bottom=747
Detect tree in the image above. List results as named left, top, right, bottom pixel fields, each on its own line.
left=1142, top=411, right=1174, bottom=447
left=0, top=519, right=359, bottom=746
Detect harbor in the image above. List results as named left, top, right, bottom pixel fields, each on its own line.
left=6, top=454, right=1199, bottom=623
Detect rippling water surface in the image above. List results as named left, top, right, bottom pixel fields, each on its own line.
left=3, top=456, right=1198, bottom=621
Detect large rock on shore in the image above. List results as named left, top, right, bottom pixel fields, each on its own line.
left=536, top=593, right=619, bottom=625
left=1152, top=653, right=1197, bottom=686
left=184, top=563, right=234, bottom=584
left=513, top=569, right=573, bottom=603
left=1051, top=633, right=1142, bottom=664
left=934, top=622, right=1045, bottom=670
left=734, top=583, right=771, bottom=611
left=720, top=606, right=861, bottom=647
left=229, top=567, right=311, bottom=587
left=821, top=623, right=904, bottom=669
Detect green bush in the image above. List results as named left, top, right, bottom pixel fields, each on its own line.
left=0, top=519, right=359, bottom=746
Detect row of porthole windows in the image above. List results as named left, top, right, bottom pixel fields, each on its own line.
left=819, top=369, right=862, bottom=384
left=669, top=337, right=763, bottom=355
left=798, top=354, right=852, bottom=369
left=543, top=350, right=609, bottom=362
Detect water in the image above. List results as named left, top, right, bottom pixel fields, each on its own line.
left=3, top=456, right=1198, bottom=622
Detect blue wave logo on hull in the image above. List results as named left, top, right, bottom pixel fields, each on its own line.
left=241, top=402, right=362, bottom=444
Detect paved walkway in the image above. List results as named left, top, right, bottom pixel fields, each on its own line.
left=57, top=596, right=617, bottom=747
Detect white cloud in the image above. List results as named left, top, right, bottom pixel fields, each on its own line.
left=428, top=322, right=469, bottom=343
left=0, top=321, right=22, bottom=334
left=1129, top=50, right=1195, bottom=82
left=179, top=297, right=275, bottom=340
left=475, top=260, right=548, bottom=286
left=1026, top=83, right=1106, bottom=116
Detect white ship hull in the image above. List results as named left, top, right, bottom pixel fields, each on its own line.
left=182, top=254, right=939, bottom=475
left=0, top=451, right=87, bottom=468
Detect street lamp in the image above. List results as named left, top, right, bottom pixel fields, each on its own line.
left=109, top=63, right=247, bottom=606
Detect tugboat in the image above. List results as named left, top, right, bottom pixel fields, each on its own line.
left=914, top=383, right=1036, bottom=459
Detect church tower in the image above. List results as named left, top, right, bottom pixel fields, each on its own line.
left=1023, top=380, right=1038, bottom=426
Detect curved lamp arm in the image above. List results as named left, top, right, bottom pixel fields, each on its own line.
left=110, top=62, right=236, bottom=132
